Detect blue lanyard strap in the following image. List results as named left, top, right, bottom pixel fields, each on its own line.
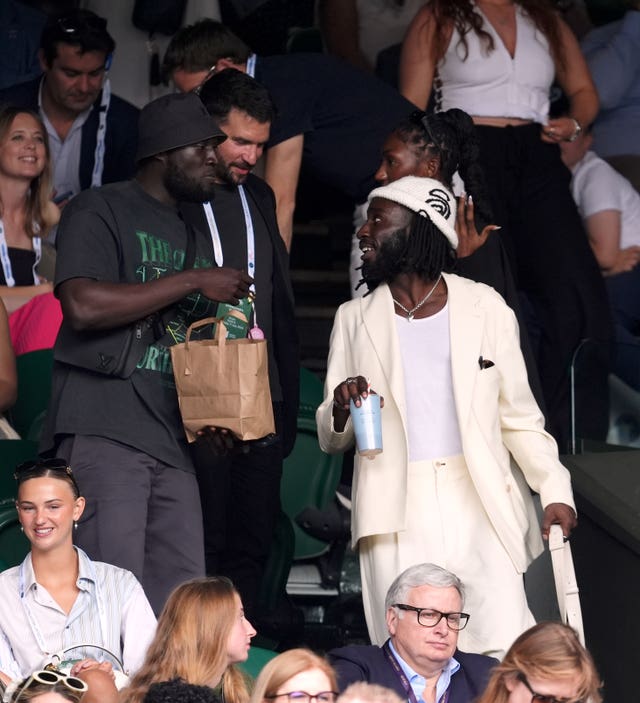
left=91, top=78, right=111, bottom=188
left=382, top=641, right=450, bottom=703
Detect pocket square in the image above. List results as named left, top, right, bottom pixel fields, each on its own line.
left=478, top=356, right=495, bottom=370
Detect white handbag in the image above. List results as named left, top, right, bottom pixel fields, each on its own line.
left=549, top=524, right=585, bottom=645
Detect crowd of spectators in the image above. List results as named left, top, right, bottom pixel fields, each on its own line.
left=0, top=0, right=634, bottom=701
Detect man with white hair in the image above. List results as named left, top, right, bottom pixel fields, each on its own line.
left=329, top=564, right=496, bottom=703
left=316, top=176, right=577, bottom=657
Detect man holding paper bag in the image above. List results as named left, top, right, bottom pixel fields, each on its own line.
left=42, top=92, right=253, bottom=614
left=181, top=69, right=299, bottom=622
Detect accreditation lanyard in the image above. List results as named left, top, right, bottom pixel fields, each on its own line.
left=0, top=218, right=41, bottom=287
left=203, top=185, right=256, bottom=297
left=382, top=641, right=449, bottom=703
left=91, top=77, right=111, bottom=188
left=18, top=556, right=108, bottom=658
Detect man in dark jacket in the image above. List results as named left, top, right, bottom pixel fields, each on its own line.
left=183, top=69, right=299, bottom=621
left=0, top=8, right=138, bottom=203
left=329, top=564, right=497, bottom=703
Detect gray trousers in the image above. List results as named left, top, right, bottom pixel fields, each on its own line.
left=57, top=434, right=205, bottom=615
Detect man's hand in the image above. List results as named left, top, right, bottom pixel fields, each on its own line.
left=542, top=502, right=577, bottom=540
left=196, top=268, right=253, bottom=305
left=331, top=375, right=384, bottom=432
left=196, top=426, right=247, bottom=457
left=604, top=246, right=640, bottom=276
left=455, top=194, right=500, bottom=258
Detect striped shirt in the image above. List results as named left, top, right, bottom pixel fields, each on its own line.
left=0, top=548, right=156, bottom=679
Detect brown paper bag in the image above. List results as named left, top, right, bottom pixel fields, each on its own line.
left=170, top=315, right=275, bottom=442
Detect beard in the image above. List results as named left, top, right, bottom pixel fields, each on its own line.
left=214, top=158, right=251, bottom=186
left=164, top=160, right=217, bottom=203
left=361, top=227, right=409, bottom=290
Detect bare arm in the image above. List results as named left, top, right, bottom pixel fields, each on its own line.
left=263, top=135, right=304, bottom=251
left=58, top=267, right=253, bottom=332
left=584, top=208, right=640, bottom=274
left=0, top=282, right=53, bottom=314
left=0, top=301, right=17, bottom=413
left=399, top=5, right=442, bottom=109
left=319, top=0, right=373, bottom=72
left=584, top=209, right=623, bottom=270
left=543, top=18, right=599, bottom=142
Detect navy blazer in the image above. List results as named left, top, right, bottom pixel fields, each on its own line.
left=328, top=642, right=497, bottom=703
left=0, top=76, right=139, bottom=189
left=180, top=174, right=299, bottom=457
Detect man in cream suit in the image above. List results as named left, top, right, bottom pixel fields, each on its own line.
left=316, top=176, right=577, bottom=658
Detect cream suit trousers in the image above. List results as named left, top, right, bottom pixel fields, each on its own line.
left=358, top=454, right=536, bottom=659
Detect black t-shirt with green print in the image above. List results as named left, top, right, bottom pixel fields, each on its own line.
left=48, top=180, right=217, bottom=471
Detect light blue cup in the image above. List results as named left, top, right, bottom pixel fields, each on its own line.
left=350, top=393, right=382, bottom=459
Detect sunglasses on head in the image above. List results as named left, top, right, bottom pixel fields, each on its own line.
left=57, top=14, right=108, bottom=36
left=14, top=458, right=80, bottom=496
left=5, top=668, right=88, bottom=703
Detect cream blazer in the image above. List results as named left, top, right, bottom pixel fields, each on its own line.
left=316, top=273, right=576, bottom=573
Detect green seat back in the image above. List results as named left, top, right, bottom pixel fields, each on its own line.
left=0, top=500, right=30, bottom=570
left=9, top=349, right=54, bottom=441
left=281, top=369, right=343, bottom=560
left=239, top=645, right=278, bottom=680
left=0, top=439, right=39, bottom=501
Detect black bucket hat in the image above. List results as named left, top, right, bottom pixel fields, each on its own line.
left=136, top=92, right=226, bottom=162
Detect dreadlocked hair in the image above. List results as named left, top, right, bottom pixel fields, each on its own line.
left=396, top=108, right=494, bottom=231
left=399, top=214, right=457, bottom=280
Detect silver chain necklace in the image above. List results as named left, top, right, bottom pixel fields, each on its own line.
left=392, top=274, right=442, bottom=321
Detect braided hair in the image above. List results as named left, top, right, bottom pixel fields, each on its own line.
left=394, top=108, right=494, bottom=232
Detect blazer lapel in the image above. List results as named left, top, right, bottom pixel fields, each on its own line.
left=361, top=284, right=408, bottom=431
left=444, top=273, right=485, bottom=431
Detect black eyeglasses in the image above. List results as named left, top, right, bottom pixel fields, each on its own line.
left=14, top=458, right=81, bottom=497
left=517, top=673, right=582, bottom=703
left=393, top=604, right=470, bottom=631
left=10, top=668, right=88, bottom=703
left=265, top=693, right=338, bottom=703
left=57, top=14, right=108, bottom=36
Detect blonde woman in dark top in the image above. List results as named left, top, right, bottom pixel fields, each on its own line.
left=121, top=577, right=256, bottom=703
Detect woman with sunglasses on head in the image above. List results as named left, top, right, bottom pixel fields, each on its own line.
left=0, top=459, right=156, bottom=703
left=475, top=622, right=602, bottom=703
left=121, top=577, right=256, bottom=703
left=249, top=650, right=337, bottom=703
left=3, top=667, right=87, bottom=703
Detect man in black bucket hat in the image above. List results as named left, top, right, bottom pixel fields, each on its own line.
left=41, top=91, right=254, bottom=613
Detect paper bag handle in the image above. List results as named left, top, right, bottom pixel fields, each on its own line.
left=182, top=310, right=249, bottom=376
left=184, top=309, right=249, bottom=348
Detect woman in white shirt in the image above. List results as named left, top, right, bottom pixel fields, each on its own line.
left=0, top=459, right=157, bottom=702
